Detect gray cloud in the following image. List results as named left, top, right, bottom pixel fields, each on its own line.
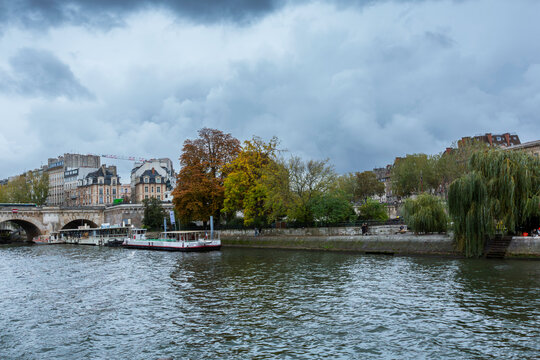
left=0, top=0, right=450, bottom=30
left=0, top=0, right=539, bottom=181
left=0, top=0, right=285, bottom=29
left=0, top=48, right=93, bottom=100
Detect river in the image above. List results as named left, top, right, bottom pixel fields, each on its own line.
left=0, top=245, right=538, bottom=359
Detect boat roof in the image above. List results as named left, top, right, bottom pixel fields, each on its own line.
left=59, top=226, right=131, bottom=232
left=161, top=230, right=215, bottom=234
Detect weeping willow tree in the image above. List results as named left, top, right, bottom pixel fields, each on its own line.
left=401, top=193, right=448, bottom=234
left=448, top=172, right=492, bottom=257
left=448, top=150, right=540, bottom=257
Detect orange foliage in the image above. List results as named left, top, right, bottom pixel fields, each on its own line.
left=172, top=128, right=241, bottom=223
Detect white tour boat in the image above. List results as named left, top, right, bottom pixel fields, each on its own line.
left=60, top=225, right=132, bottom=246
left=122, top=230, right=221, bottom=252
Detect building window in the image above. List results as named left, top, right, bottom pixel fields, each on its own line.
left=157, top=195, right=160, bottom=200
left=144, top=177, right=149, bottom=183
left=99, top=197, right=103, bottom=204
left=112, top=179, right=116, bottom=185
left=112, top=189, right=116, bottom=196
left=151, top=187, right=154, bottom=193
left=145, top=186, right=148, bottom=193
left=157, top=187, right=160, bottom=193
left=145, top=195, right=148, bottom=199
left=99, top=189, right=103, bottom=195
left=106, top=188, right=109, bottom=195
left=156, top=177, right=161, bottom=183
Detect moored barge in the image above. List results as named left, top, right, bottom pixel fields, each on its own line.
left=122, top=230, right=221, bottom=252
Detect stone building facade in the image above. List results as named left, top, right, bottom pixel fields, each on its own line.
left=76, top=165, right=121, bottom=206
left=133, top=168, right=166, bottom=203
left=46, top=153, right=101, bottom=206
left=131, top=159, right=175, bottom=203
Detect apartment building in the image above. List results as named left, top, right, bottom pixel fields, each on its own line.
left=131, top=158, right=175, bottom=203
left=76, top=165, right=120, bottom=206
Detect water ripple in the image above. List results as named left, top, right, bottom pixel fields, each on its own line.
left=0, top=245, right=538, bottom=359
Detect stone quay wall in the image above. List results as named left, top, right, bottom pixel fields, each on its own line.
left=220, top=226, right=540, bottom=258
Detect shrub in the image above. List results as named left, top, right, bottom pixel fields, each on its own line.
left=402, top=194, right=448, bottom=233
left=358, top=198, right=389, bottom=221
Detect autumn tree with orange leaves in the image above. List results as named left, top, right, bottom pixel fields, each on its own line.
left=172, top=128, right=241, bottom=226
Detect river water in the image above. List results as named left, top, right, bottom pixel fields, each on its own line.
left=0, top=245, right=538, bottom=359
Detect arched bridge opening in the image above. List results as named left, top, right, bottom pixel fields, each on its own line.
left=62, top=219, right=99, bottom=230
left=0, top=220, right=42, bottom=242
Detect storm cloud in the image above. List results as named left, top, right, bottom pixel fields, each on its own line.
left=0, top=0, right=539, bottom=181
left=0, top=0, right=284, bottom=29
left=0, top=48, right=93, bottom=99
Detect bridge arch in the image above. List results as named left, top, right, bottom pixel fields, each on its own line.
left=61, top=219, right=99, bottom=230
left=0, top=219, right=42, bottom=242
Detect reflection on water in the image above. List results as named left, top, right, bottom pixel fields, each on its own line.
left=1, top=245, right=538, bottom=359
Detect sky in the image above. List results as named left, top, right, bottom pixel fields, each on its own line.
left=1, top=0, right=539, bottom=181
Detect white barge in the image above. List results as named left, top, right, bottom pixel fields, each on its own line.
left=60, top=225, right=132, bottom=246
left=122, top=230, right=221, bottom=252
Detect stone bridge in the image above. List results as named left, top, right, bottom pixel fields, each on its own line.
left=0, top=203, right=173, bottom=241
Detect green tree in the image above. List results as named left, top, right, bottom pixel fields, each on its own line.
left=355, top=171, right=385, bottom=202
left=358, top=198, right=389, bottom=221
left=142, top=197, right=166, bottom=230
left=222, top=136, right=279, bottom=226
left=391, top=154, right=438, bottom=197
left=287, top=157, right=336, bottom=223
left=260, top=160, right=291, bottom=223
left=334, top=173, right=358, bottom=202
left=0, top=184, right=9, bottom=202
left=28, top=172, right=49, bottom=205
left=401, top=194, right=448, bottom=234
left=8, top=175, right=31, bottom=203
left=310, top=190, right=356, bottom=224
left=448, top=149, right=540, bottom=257
left=433, top=141, right=488, bottom=194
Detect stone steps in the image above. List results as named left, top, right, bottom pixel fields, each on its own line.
left=484, top=236, right=513, bottom=258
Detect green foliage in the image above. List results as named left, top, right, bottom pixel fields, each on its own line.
left=335, top=171, right=384, bottom=203
left=448, top=172, right=491, bottom=257
left=448, top=149, right=540, bottom=257
left=286, top=157, right=336, bottom=223
left=0, top=172, right=49, bottom=205
left=260, top=160, right=291, bottom=223
left=433, top=141, right=488, bottom=190
left=391, top=154, right=438, bottom=197
left=29, top=172, right=49, bottom=205
left=355, top=171, right=385, bottom=201
left=222, top=136, right=279, bottom=226
left=142, top=197, right=166, bottom=230
left=334, top=173, right=358, bottom=202
left=310, top=190, right=356, bottom=223
left=358, top=198, right=389, bottom=222
left=402, top=194, right=448, bottom=234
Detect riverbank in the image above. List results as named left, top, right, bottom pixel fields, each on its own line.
left=221, top=228, right=540, bottom=259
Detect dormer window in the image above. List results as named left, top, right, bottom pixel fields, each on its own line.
left=112, top=178, right=116, bottom=185
left=98, top=177, right=104, bottom=184
left=156, top=177, right=161, bottom=183
left=144, top=177, right=149, bottom=183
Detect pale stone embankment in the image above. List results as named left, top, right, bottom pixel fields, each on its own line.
left=220, top=226, right=540, bottom=259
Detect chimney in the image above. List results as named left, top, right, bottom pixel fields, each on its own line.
left=504, top=133, right=510, bottom=146
left=152, top=167, right=155, bottom=175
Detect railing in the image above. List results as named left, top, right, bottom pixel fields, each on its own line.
left=178, top=218, right=405, bottom=231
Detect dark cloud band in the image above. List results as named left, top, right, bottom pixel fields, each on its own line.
left=0, top=0, right=285, bottom=29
